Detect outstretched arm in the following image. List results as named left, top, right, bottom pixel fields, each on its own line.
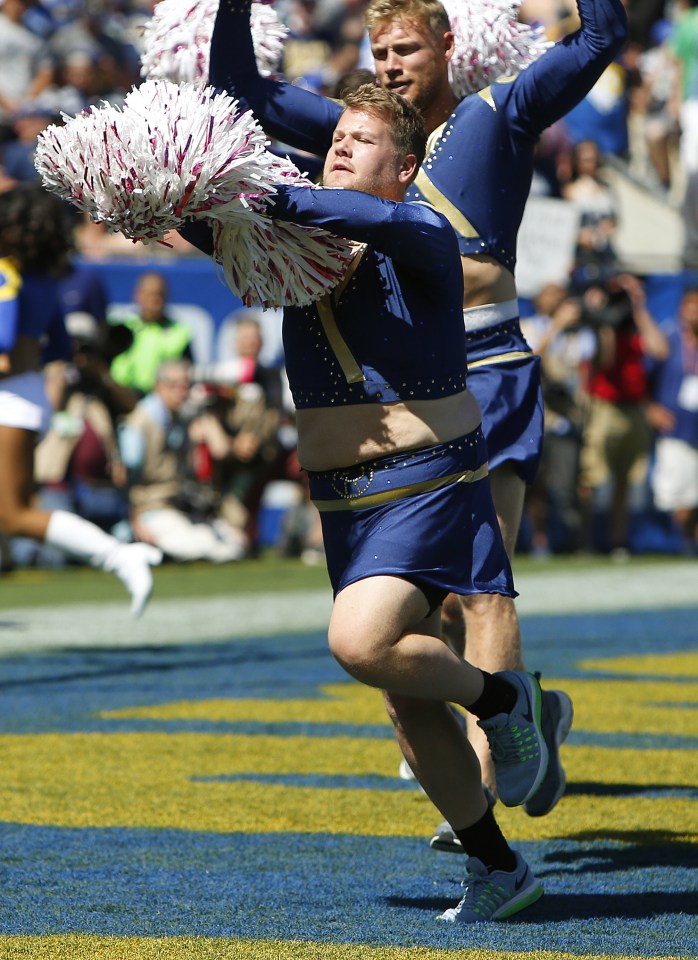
left=179, top=186, right=458, bottom=275
left=209, top=0, right=340, bottom=156
left=501, top=0, right=628, bottom=138
left=268, top=186, right=458, bottom=274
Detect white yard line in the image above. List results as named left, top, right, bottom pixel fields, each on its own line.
left=0, top=562, right=695, bottom=657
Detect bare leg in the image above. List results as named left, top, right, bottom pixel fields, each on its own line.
left=329, top=576, right=491, bottom=829
left=328, top=576, right=486, bottom=707
left=0, top=425, right=52, bottom=540
left=0, top=424, right=161, bottom=616
left=384, top=692, right=487, bottom=830
left=462, top=462, right=525, bottom=793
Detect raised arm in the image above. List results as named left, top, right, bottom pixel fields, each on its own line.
left=268, top=185, right=459, bottom=275
left=500, top=0, right=628, bottom=139
left=209, top=0, right=340, bottom=156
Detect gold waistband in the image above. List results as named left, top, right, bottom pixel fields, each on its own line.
left=467, top=350, right=532, bottom=370
left=312, top=462, right=488, bottom=512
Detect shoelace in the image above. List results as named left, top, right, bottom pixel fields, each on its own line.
left=486, top=722, right=540, bottom=765
left=455, top=872, right=510, bottom=919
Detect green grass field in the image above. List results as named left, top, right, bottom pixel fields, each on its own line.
left=0, top=551, right=688, bottom=611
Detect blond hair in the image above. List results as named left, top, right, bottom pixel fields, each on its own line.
left=342, top=83, right=427, bottom=169
left=365, top=0, right=451, bottom=39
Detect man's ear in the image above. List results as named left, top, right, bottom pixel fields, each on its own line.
left=398, top=153, right=418, bottom=185
left=442, top=30, right=455, bottom=65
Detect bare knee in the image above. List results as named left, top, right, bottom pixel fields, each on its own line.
left=327, top=623, right=378, bottom=681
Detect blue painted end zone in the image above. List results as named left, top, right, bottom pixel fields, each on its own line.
left=0, top=606, right=696, bottom=955
left=0, top=825, right=696, bottom=955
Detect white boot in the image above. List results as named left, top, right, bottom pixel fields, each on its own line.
left=45, top=510, right=163, bottom=617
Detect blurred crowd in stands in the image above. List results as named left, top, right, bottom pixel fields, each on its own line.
left=1, top=0, right=698, bottom=572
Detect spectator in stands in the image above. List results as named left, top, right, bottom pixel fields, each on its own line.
left=578, top=272, right=669, bottom=555
left=54, top=48, right=108, bottom=115
left=562, top=139, right=619, bottom=282
left=0, top=96, right=60, bottom=184
left=282, top=0, right=365, bottom=94
left=189, top=316, right=282, bottom=548
left=670, top=0, right=698, bottom=176
left=31, top=313, right=133, bottom=538
left=46, top=0, right=139, bottom=98
left=109, top=271, right=194, bottom=397
left=119, top=359, right=247, bottom=563
left=522, top=285, right=596, bottom=554
left=646, top=286, right=698, bottom=554
left=630, top=19, right=679, bottom=195
left=0, top=0, right=55, bottom=144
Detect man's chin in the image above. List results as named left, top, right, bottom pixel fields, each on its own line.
left=324, top=172, right=352, bottom=188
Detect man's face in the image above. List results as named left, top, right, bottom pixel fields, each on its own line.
left=157, top=371, right=190, bottom=411
left=137, top=276, right=167, bottom=322
left=323, top=107, right=410, bottom=200
left=370, top=17, right=452, bottom=113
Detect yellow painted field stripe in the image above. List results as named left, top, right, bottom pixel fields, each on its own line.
left=1, top=733, right=696, bottom=842
left=0, top=937, right=684, bottom=960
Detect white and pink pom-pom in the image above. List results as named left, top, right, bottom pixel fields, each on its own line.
left=35, top=80, right=353, bottom=308
left=140, top=0, right=288, bottom=84
left=35, top=81, right=276, bottom=242
left=213, top=218, right=354, bottom=309
left=443, top=0, right=552, bottom=98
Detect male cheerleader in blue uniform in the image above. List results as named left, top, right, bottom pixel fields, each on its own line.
left=182, top=82, right=549, bottom=922
left=206, top=0, right=628, bottom=827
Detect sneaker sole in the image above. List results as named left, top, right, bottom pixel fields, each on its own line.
left=438, top=878, right=544, bottom=922
left=524, top=691, right=574, bottom=817
left=494, top=878, right=544, bottom=920
left=429, top=833, right=463, bottom=854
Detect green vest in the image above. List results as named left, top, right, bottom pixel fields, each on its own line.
left=110, top=316, right=192, bottom=394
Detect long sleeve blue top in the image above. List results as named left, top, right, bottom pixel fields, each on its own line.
left=209, top=0, right=627, bottom=273
left=181, top=182, right=467, bottom=409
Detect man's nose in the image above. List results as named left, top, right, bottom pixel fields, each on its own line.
left=384, top=50, right=402, bottom=73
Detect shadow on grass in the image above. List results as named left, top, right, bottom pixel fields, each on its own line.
left=545, top=832, right=698, bottom=870
left=567, top=781, right=698, bottom=800
left=385, top=889, right=698, bottom=921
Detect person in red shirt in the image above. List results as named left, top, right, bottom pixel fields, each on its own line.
left=579, top=273, right=668, bottom=554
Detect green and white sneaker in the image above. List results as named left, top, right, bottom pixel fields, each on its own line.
left=523, top=688, right=573, bottom=817
left=439, top=852, right=543, bottom=923
left=477, top=671, right=548, bottom=807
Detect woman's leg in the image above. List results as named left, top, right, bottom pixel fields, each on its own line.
left=0, top=424, right=162, bottom=616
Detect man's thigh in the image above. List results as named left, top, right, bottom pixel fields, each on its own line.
left=330, top=575, right=441, bottom=650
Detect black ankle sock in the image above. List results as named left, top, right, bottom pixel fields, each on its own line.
left=467, top=670, right=517, bottom=720
left=453, top=806, right=517, bottom=873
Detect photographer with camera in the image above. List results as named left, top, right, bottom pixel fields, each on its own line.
left=29, top=313, right=137, bottom=548
left=118, top=360, right=248, bottom=564
left=522, top=285, right=597, bottom=555
left=578, top=272, right=669, bottom=556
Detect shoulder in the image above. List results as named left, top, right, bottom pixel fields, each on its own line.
left=405, top=199, right=452, bottom=229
